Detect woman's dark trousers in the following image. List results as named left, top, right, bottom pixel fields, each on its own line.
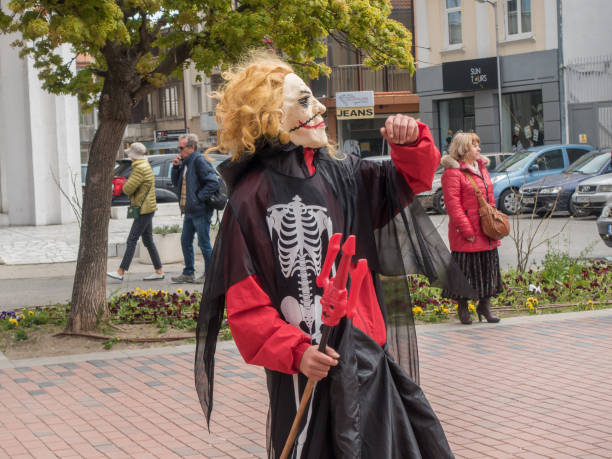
left=120, top=212, right=162, bottom=271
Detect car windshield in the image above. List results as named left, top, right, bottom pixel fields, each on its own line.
left=564, top=151, right=610, bottom=174
left=114, top=161, right=132, bottom=177
left=494, top=150, right=537, bottom=172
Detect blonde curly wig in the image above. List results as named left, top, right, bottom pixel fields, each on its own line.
left=206, top=51, right=339, bottom=161
left=205, top=52, right=294, bottom=161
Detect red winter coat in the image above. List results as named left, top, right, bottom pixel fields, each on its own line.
left=441, top=155, right=501, bottom=253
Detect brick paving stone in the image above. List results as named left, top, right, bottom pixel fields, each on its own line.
left=2, top=312, right=612, bottom=457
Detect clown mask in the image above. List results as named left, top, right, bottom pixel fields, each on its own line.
left=281, top=73, right=328, bottom=148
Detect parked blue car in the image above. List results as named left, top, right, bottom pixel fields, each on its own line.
left=518, top=150, right=612, bottom=217
left=490, top=144, right=594, bottom=214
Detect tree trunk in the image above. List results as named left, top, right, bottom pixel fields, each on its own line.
left=66, top=117, right=127, bottom=332
left=65, top=42, right=178, bottom=332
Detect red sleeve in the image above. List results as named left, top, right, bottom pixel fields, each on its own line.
left=389, top=122, right=441, bottom=195
left=351, top=272, right=386, bottom=347
left=226, top=274, right=311, bottom=374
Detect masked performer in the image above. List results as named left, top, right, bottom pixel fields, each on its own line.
left=195, top=52, right=473, bottom=458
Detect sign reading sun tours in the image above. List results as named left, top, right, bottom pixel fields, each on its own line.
left=442, top=57, right=498, bottom=91
left=336, top=91, right=375, bottom=120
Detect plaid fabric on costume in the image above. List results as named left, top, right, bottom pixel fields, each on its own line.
left=179, top=166, right=187, bottom=213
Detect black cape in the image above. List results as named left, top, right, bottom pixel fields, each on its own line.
left=195, top=142, right=473, bottom=458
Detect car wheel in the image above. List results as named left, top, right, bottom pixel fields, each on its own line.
left=433, top=190, right=446, bottom=214
left=569, top=194, right=590, bottom=218
left=499, top=188, right=520, bottom=215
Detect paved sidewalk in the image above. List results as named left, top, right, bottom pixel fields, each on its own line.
left=1, top=310, right=612, bottom=458
left=1, top=212, right=610, bottom=268
left=0, top=206, right=183, bottom=265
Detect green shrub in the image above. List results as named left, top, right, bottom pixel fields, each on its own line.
left=153, top=224, right=182, bottom=235
left=15, top=329, right=28, bottom=341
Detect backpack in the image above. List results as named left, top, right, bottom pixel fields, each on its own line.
left=206, top=175, right=228, bottom=211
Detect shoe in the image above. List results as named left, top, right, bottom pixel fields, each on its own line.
left=194, top=274, right=205, bottom=283
left=143, top=273, right=165, bottom=281
left=107, top=271, right=124, bottom=281
left=476, top=297, right=500, bottom=323
left=171, top=273, right=195, bottom=284
left=457, top=300, right=472, bottom=325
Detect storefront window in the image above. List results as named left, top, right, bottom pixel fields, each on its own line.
left=338, top=116, right=392, bottom=158
left=502, top=90, right=543, bottom=152
left=438, top=97, right=475, bottom=152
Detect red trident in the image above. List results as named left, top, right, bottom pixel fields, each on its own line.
left=280, top=233, right=369, bottom=459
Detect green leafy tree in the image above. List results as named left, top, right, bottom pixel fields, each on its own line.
left=0, top=0, right=414, bottom=332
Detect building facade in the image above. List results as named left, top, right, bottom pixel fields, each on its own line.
left=311, top=0, right=419, bottom=157
left=122, top=63, right=222, bottom=156
left=560, top=0, right=612, bottom=149
left=415, top=0, right=560, bottom=153
left=0, top=14, right=81, bottom=227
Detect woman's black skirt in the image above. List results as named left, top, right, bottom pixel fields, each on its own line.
left=442, top=248, right=504, bottom=300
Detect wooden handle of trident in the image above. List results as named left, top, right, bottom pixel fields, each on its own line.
left=280, top=234, right=357, bottom=459
left=279, top=325, right=332, bottom=459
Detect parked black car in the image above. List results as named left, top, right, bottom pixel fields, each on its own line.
left=519, top=149, right=612, bottom=217
left=596, top=201, right=612, bottom=248
left=112, top=153, right=230, bottom=206
left=112, top=154, right=179, bottom=206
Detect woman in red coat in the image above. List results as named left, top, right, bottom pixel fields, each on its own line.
left=441, top=132, right=503, bottom=324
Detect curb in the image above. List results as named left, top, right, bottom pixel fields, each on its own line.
left=3, top=309, right=612, bottom=369
left=0, top=349, right=10, bottom=369
left=0, top=340, right=237, bottom=369
left=415, top=306, right=612, bottom=334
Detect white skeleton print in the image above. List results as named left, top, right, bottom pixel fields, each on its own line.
left=266, top=195, right=332, bottom=343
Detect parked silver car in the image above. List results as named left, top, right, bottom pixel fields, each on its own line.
left=571, top=172, right=612, bottom=216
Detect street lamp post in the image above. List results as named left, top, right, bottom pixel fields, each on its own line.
left=478, top=0, right=504, bottom=151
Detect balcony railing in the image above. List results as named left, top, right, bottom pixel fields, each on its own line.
left=124, top=122, right=156, bottom=141
left=311, top=64, right=415, bottom=98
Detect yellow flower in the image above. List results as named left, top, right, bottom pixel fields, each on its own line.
left=528, top=304, right=535, bottom=310
left=468, top=303, right=476, bottom=313
left=442, top=308, right=451, bottom=314
left=19, top=314, right=25, bottom=319
left=177, top=288, right=182, bottom=294
left=412, top=306, right=423, bottom=316
left=28, top=310, right=34, bottom=316
left=454, top=304, right=458, bottom=310
left=9, top=318, right=18, bottom=325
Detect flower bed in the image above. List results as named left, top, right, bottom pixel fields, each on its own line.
left=2, top=260, right=611, bottom=342
left=408, top=259, right=612, bottom=322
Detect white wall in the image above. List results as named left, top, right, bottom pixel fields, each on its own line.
left=562, top=0, right=612, bottom=63
left=414, top=0, right=431, bottom=68
left=0, top=3, right=81, bottom=226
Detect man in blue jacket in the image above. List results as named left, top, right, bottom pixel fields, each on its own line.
left=171, top=133, right=220, bottom=283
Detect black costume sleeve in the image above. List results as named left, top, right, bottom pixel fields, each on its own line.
left=194, top=202, right=256, bottom=427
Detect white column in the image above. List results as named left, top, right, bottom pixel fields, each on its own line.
left=0, top=12, right=81, bottom=226
left=475, top=2, right=492, bottom=58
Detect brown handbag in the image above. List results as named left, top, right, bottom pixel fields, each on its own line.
left=463, top=171, right=510, bottom=240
